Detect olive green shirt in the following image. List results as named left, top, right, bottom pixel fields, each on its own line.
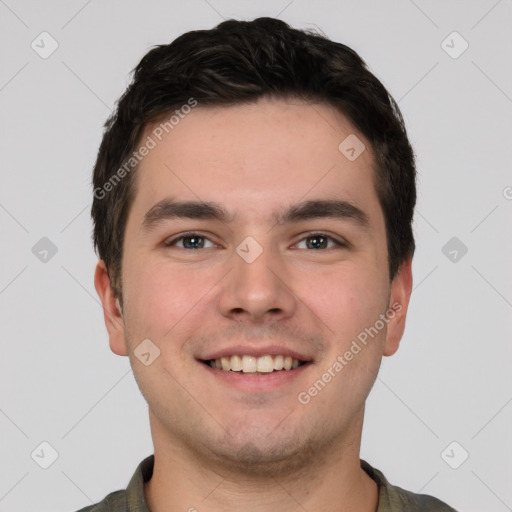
left=74, top=455, right=457, bottom=511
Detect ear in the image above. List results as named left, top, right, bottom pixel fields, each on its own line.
left=94, top=260, right=128, bottom=356
left=383, top=256, right=413, bottom=357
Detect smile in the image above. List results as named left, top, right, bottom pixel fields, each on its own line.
left=204, top=354, right=307, bottom=374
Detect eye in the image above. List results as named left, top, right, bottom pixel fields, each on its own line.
left=163, top=232, right=347, bottom=250
left=295, top=233, right=346, bottom=250
left=164, top=233, right=216, bottom=249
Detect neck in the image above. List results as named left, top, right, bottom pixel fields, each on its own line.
left=144, top=411, right=379, bottom=512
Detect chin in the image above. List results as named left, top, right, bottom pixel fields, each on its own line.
left=207, top=426, right=324, bottom=478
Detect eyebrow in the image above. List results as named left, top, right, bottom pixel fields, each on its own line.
left=142, top=198, right=370, bottom=231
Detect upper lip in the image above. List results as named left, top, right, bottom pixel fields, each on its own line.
left=199, top=345, right=312, bottom=362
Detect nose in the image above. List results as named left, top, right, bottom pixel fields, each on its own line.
left=217, top=242, right=297, bottom=323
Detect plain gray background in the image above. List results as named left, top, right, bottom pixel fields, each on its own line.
left=1, top=1, right=511, bottom=511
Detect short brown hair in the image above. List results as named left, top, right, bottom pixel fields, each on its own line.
left=91, top=17, right=416, bottom=300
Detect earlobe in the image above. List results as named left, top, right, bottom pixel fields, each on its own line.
left=383, top=256, right=413, bottom=357
left=94, top=260, right=128, bottom=356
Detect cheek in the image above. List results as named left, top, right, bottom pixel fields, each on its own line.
left=122, top=258, right=220, bottom=338
left=306, top=262, right=389, bottom=346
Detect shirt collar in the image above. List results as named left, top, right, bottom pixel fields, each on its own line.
left=125, top=454, right=154, bottom=511
left=126, top=455, right=389, bottom=511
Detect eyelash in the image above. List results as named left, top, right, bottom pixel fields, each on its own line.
left=164, top=232, right=347, bottom=250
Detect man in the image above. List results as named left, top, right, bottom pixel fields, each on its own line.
left=81, top=17, right=457, bottom=512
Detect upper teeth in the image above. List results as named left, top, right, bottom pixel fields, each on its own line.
left=209, top=355, right=301, bottom=373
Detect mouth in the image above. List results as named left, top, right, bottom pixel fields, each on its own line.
left=201, top=354, right=310, bottom=375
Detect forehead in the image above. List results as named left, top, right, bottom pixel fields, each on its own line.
left=130, top=97, right=381, bottom=226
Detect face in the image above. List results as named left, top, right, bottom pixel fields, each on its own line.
left=96, top=97, right=412, bottom=475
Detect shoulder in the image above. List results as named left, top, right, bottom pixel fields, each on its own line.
left=69, top=455, right=154, bottom=512
left=361, top=459, right=458, bottom=512
left=71, top=489, right=126, bottom=512
left=383, top=482, right=458, bottom=511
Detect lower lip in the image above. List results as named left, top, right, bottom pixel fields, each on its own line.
left=200, top=361, right=312, bottom=391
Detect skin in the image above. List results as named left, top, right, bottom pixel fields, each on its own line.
left=95, top=97, right=413, bottom=512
